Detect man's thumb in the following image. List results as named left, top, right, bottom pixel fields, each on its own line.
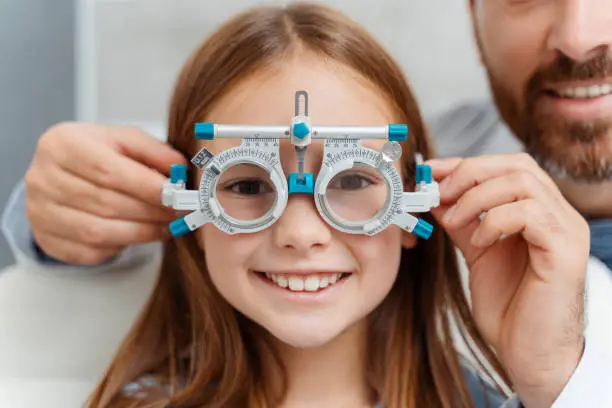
left=111, top=127, right=187, bottom=175
left=432, top=205, right=481, bottom=264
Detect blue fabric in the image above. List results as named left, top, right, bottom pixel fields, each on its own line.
left=588, top=218, right=612, bottom=272
left=462, top=365, right=508, bottom=408
left=31, top=237, right=69, bottom=265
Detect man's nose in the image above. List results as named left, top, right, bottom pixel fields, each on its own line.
left=547, top=0, right=612, bottom=63
left=272, top=195, right=332, bottom=254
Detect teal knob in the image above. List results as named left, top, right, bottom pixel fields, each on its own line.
left=412, top=218, right=433, bottom=239
left=415, top=164, right=432, bottom=184
left=170, top=217, right=190, bottom=237
left=170, top=164, right=187, bottom=184
left=292, top=122, right=310, bottom=139
left=388, top=124, right=408, bottom=141
left=195, top=122, right=215, bottom=140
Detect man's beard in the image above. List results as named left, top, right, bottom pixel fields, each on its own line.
left=484, top=52, right=612, bottom=183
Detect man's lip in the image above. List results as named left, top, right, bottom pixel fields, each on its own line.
left=540, top=92, right=612, bottom=122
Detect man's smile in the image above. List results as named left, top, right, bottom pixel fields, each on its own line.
left=540, top=80, right=612, bottom=122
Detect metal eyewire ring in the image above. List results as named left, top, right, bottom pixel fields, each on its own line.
left=197, top=141, right=287, bottom=234
left=314, top=143, right=403, bottom=235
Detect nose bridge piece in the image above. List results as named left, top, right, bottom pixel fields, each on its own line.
left=288, top=172, right=315, bottom=194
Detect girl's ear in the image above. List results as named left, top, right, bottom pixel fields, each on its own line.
left=401, top=230, right=418, bottom=249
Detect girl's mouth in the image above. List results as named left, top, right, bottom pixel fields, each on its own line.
left=255, top=271, right=352, bottom=293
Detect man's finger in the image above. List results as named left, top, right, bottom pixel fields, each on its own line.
left=57, top=140, right=174, bottom=204
left=443, top=171, right=560, bottom=230
left=470, top=200, right=564, bottom=262
left=33, top=230, right=124, bottom=265
left=31, top=200, right=171, bottom=248
left=424, top=157, right=463, bottom=179
left=431, top=205, right=485, bottom=266
left=428, top=153, right=564, bottom=205
left=41, top=164, right=177, bottom=223
left=107, top=126, right=187, bottom=176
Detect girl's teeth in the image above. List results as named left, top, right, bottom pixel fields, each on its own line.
left=304, top=276, right=319, bottom=291
left=288, top=277, right=304, bottom=291
left=264, top=273, right=345, bottom=292
left=276, top=275, right=288, bottom=288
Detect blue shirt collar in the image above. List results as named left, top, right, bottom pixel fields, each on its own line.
left=588, top=218, right=612, bottom=271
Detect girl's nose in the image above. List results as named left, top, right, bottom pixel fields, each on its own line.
left=272, top=195, right=332, bottom=254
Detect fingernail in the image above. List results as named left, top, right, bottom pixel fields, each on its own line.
left=424, top=158, right=443, bottom=166
left=439, top=175, right=452, bottom=190
left=425, top=158, right=455, bottom=169
left=443, top=205, right=456, bottom=224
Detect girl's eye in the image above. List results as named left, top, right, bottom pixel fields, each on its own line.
left=225, top=179, right=273, bottom=195
left=328, top=173, right=374, bottom=190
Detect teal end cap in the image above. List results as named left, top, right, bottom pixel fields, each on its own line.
left=292, top=122, right=310, bottom=139
left=413, top=218, right=434, bottom=239
left=170, top=164, right=187, bottom=184
left=170, top=217, right=191, bottom=237
left=195, top=122, right=215, bottom=140
left=288, top=172, right=314, bottom=194
left=388, top=124, right=408, bottom=141
left=415, top=164, right=432, bottom=184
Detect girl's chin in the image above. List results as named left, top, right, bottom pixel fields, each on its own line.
left=265, top=323, right=347, bottom=349
left=255, top=315, right=368, bottom=350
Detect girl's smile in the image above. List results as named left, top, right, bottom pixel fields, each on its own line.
left=255, top=269, right=354, bottom=302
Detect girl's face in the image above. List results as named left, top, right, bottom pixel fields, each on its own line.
left=196, top=57, right=417, bottom=348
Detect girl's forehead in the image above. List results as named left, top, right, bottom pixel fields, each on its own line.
left=206, top=57, right=397, bottom=131
left=201, top=59, right=398, bottom=158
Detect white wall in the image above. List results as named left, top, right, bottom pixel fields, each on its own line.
left=88, top=0, right=490, bottom=130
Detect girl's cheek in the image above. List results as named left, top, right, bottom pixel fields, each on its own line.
left=342, top=228, right=403, bottom=267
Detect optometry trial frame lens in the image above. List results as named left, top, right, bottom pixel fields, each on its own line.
left=315, top=139, right=403, bottom=235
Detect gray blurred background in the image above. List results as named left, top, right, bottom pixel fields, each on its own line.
left=0, top=0, right=501, bottom=268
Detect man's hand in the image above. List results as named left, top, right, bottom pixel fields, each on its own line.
left=427, top=153, right=589, bottom=408
left=25, top=122, right=186, bottom=265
